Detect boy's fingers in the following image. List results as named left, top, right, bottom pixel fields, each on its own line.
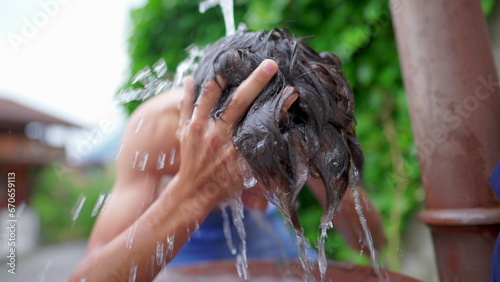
left=193, top=77, right=226, bottom=120
left=221, top=59, right=278, bottom=125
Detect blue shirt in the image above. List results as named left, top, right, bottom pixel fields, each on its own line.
left=169, top=204, right=315, bottom=266
left=491, top=161, right=500, bottom=282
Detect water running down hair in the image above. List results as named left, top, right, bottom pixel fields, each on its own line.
left=193, top=28, right=364, bottom=232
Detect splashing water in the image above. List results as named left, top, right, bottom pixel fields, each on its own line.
left=173, top=45, right=205, bottom=87
left=199, top=0, right=235, bottom=36
left=229, top=194, right=249, bottom=280
left=117, top=44, right=204, bottom=104
left=219, top=201, right=237, bottom=255
left=91, top=192, right=106, bottom=217
left=71, top=194, right=87, bottom=223
left=129, top=261, right=138, bottom=282
left=116, top=59, right=171, bottom=104
left=157, top=151, right=166, bottom=170
left=352, top=187, right=382, bottom=280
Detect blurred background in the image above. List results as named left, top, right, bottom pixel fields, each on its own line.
left=0, top=0, right=499, bottom=281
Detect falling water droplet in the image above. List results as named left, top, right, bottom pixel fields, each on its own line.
left=194, top=221, right=200, bottom=236
left=135, top=117, right=144, bottom=133
left=125, top=224, right=138, bottom=249
left=156, top=241, right=165, bottom=266
left=37, top=259, right=53, bottom=282
left=71, top=194, right=87, bottom=222
left=166, top=235, right=174, bottom=256
left=169, top=148, right=176, bottom=166
left=397, top=247, right=404, bottom=258
left=138, top=152, right=149, bottom=171
left=157, top=152, right=166, bottom=170
left=238, top=158, right=257, bottom=189
left=115, top=144, right=124, bottom=160
left=102, top=193, right=113, bottom=214
left=91, top=192, right=106, bottom=217
left=128, top=261, right=138, bottom=282
left=132, top=151, right=139, bottom=168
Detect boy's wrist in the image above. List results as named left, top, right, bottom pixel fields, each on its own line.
left=161, top=175, right=226, bottom=223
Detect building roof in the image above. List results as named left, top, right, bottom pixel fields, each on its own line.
left=0, top=97, right=79, bottom=127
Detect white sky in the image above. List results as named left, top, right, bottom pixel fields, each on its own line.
left=0, top=0, right=146, bottom=128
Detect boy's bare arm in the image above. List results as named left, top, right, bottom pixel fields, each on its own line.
left=85, top=88, right=183, bottom=255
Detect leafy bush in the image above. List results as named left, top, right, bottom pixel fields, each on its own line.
left=31, top=164, right=114, bottom=243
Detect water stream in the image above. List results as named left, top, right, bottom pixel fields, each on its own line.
left=317, top=218, right=333, bottom=281
left=219, top=201, right=237, bottom=255
left=199, top=0, right=235, bottom=36
left=352, top=186, right=384, bottom=281
left=228, top=194, right=249, bottom=280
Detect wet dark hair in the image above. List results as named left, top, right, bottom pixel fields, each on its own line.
left=193, top=28, right=363, bottom=231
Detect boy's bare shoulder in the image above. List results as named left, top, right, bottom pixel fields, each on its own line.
left=132, top=87, right=183, bottom=119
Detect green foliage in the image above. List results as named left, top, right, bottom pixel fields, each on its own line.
left=123, top=0, right=496, bottom=270
left=31, top=165, right=114, bottom=243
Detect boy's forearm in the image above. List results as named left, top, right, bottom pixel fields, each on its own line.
left=70, top=175, right=216, bottom=281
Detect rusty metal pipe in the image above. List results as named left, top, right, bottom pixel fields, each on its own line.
left=389, top=0, right=500, bottom=280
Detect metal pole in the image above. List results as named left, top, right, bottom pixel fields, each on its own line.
left=389, top=0, right=500, bottom=280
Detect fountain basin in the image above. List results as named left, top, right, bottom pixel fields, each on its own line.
left=155, top=259, right=421, bottom=281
